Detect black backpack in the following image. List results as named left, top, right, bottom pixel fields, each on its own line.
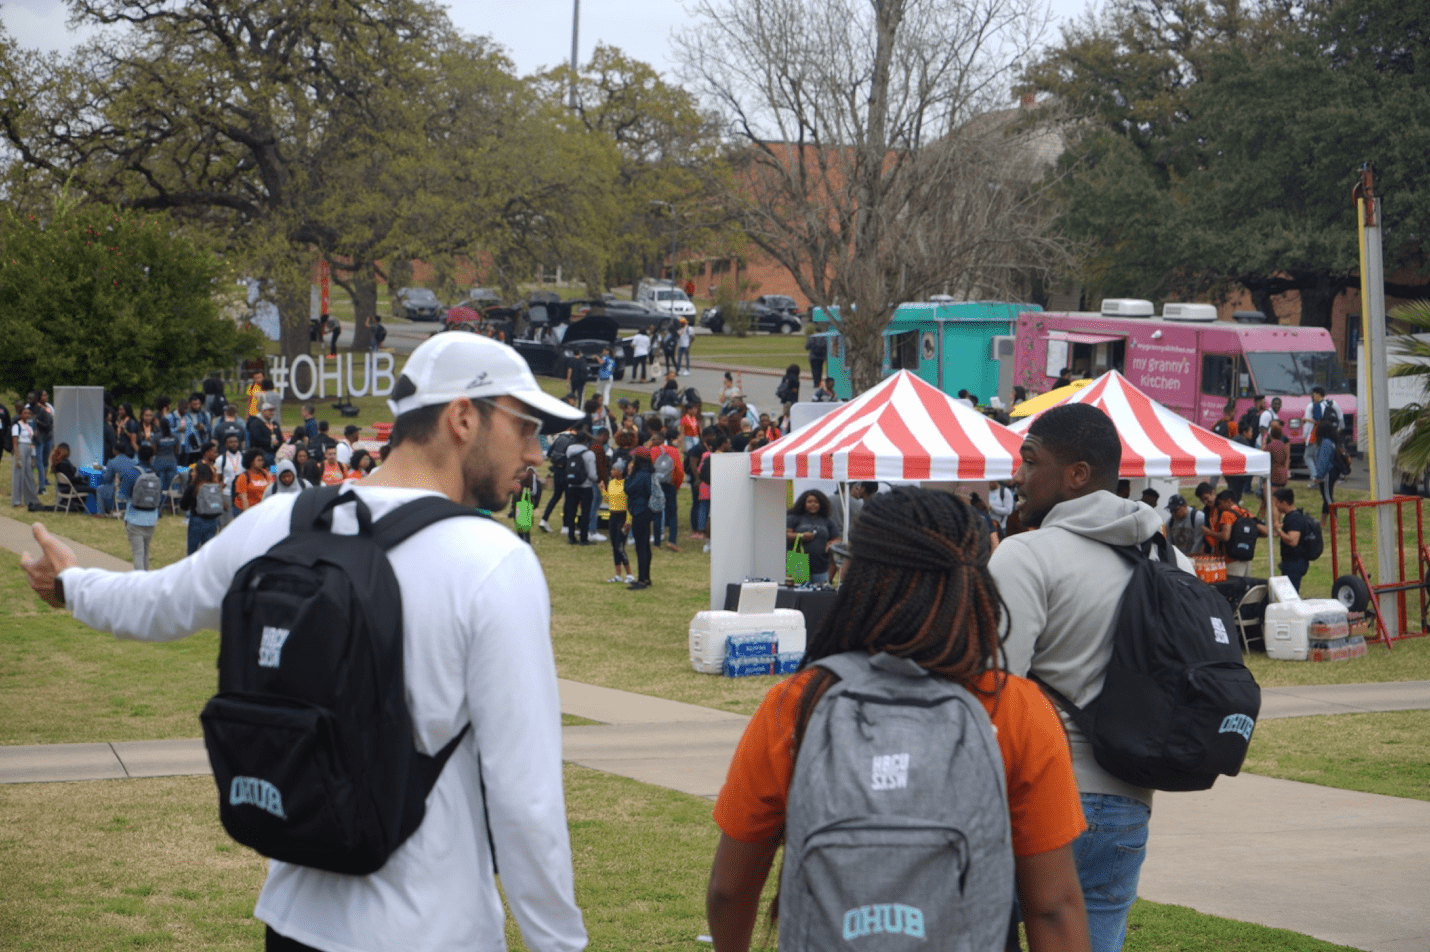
left=563, top=448, right=587, bottom=485
left=373, top=322, right=388, bottom=344
left=1296, top=510, right=1324, bottom=561
left=1035, top=533, right=1261, bottom=791
left=199, top=487, right=478, bottom=875
left=1226, top=510, right=1259, bottom=562
left=1237, top=408, right=1260, bottom=445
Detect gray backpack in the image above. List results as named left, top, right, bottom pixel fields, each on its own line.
left=131, top=470, right=164, bottom=511
left=195, top=481, right=225, bottom=518
left=779, top=652, right=1013, bottom=951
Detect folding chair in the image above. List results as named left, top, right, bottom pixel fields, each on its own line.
left=165, top=468, right=190, bottom=516
left=54, top=472, right=85, bottom=514
left=1234, top=583, right=1269, bottom=656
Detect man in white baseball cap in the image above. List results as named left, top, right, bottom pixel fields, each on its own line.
left=20, top=332, right=590, bottom=951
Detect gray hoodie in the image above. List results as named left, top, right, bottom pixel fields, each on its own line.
left=262, top=459, right=309, bottom=498
left=989, top=490, right=1193, bottom=806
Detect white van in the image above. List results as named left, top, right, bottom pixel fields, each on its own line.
left=636, top=281, right=697, bottom=320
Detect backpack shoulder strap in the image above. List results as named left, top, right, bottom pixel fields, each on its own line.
left=371, top=495, right=485, bottom=550
left=289, top=485, right=348, bottom=534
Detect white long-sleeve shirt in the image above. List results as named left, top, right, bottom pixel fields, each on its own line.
left=61, top=486, right=587, bottom=952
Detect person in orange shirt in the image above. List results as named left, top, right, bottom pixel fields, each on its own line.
left=707, top=488, right=1089, bottom=952
left=343, top=449, right=373, bottom=481
left=232, top=450, right=272, bottom=513
left=319, top=444, right=348, bottom=486
left=244, top=370, right=264, bottom=418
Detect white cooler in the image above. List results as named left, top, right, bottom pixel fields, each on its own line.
left=1264, top=599, right=1348, bottom=661
left=689, top=609, right=806, bottom=674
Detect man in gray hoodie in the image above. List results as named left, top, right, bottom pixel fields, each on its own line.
left=989, top=403, right=1191, bottom=952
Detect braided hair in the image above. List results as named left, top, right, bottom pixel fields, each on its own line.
left=794, top=487, right=1008, bottom=750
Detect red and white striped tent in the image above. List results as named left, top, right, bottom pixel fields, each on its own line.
left=1009, top=371, right=1269, bottom=477
left=749, top=370, right=1025, bottom=481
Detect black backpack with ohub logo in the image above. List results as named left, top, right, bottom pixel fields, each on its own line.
left=200, top=487, right=479, bottom=874
left=1035, top=532, right=1262, bottom=792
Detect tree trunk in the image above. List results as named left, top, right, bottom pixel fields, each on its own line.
left=338, top=262, right=380, bottom=352
left=1298, top=274, right=1337, bottom=330
left=277, top=272, right=312, bottom=364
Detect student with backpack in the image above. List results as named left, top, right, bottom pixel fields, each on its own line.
left=1204, top=490, right=1266, bottom=578
left=539, top=426, right=576, bottom=532
left=180, top=462, right=226, bottom=554
left=124, top=445, right=164, bottom=570
left=20, top=332, right=588, bottom=952
left=709, top=488, right=1089, bottom=952
left=989, top=404, right=1210, bottom=952
left=624, top=448, right=657, bottom=589
left=1272, top=488, right=1321, bottom=593
left=562, top=430, right=597, bottom=545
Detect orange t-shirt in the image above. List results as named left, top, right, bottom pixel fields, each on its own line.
left=234, top=471, right=271, bottom=510
left=1204, top=505, right=1249, bottom=557
left=713, top=668, right=1086, bottom=859
left=320, top=461, right=348, bottom=486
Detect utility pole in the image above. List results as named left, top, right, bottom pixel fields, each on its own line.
left=1353, top=163, right=1398, bottom=638
left=569, top=0, right=580, bottom=110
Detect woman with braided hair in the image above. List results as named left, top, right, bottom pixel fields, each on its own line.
left=707, top=487, right=1090, bottom=952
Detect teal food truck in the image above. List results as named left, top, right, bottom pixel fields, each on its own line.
left=817, top=300, right=1039, bottom=402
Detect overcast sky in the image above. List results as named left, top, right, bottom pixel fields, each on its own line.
left=3, top=0, right=1099, bottom=80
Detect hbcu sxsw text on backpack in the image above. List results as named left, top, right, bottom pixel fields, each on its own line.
left=264, top=352, right=397, bottom=401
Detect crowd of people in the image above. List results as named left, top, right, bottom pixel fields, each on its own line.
left=6, top=370, right=384, bottom=567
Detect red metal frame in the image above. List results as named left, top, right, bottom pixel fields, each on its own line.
left=1327, top=495, right=1430, bottom=650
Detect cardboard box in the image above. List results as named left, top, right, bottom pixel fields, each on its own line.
left=1308, top=634, right=1368, bottom=662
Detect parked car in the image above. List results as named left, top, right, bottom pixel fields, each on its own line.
left=570, top=298, right=667, bottom=331
left=465, top=287, right=502, bottom=307
left=700, top=301, right=803, bottom=334
left=510, top=313, right=632, bottom=381
left=753, top=294, right=802, bottom=320
left=636, top=281, right=698, bottom=320
left=392, top=287, right=444, bottom=322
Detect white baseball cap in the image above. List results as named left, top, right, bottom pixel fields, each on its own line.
left=388, top=332, right=585, bottom=433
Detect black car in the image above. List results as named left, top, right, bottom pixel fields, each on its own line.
left=569, top=298, right=667, bottom=332
left=754, top=294, right=802, bottom=319
left=510, top=313, right=631, bottom=381
left=700, top=301, right=803, bottom=334
left=392, top=287, right=444, bottom=322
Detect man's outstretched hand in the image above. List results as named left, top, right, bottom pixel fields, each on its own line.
left=22, top=522, right=79, bottom=609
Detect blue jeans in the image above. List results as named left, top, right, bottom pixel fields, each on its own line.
left=187, top=514, right=220, bottom=554
left=154, top=461, right=178, bottom=495
left=662, top=484, right=679, bottom=544
left=1074, top=793, right=1150, bottom=952
left=693, top=498, right=709, bottom=533
left=677, top=346, right=691, bottom=372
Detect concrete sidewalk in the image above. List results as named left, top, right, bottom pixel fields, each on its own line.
left=0, top=514, right=132, bottom=572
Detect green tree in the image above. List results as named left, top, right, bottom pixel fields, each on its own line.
left=537, top=45, right=728, bottom=293
left=0, top=0, right=464, bottom=357
left=1026, top=0, right=1430, bottom=322
left=0, top=201, right=259, bottom=401
left=1388, top=301, right=1430, bottom=475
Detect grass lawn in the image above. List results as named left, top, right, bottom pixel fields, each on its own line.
left=690, top=331, right=809, bottom=372
left=1243, top=710, right=1430, bottom=802
left=0, top=767, right=1363, bottom=952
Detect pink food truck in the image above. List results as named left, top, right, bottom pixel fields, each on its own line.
left=1012, top=300, right=1356, bottom=467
